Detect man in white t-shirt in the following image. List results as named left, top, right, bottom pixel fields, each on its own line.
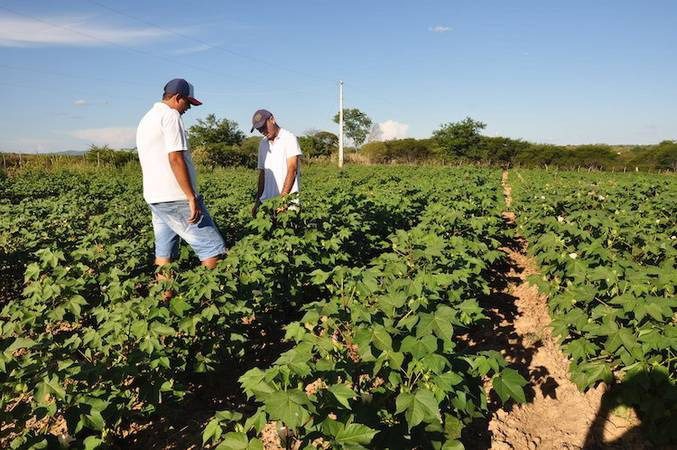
left=136, top=78, right=225, bottom=270
left=250, top=109, right=302, bottom=216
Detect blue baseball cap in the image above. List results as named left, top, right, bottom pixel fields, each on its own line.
left=163, top=78, right=202, bottom=106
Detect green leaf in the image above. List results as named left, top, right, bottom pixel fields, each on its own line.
left=215, top=410, right=243, bottom=422
left=371, top=325, right=393, bottom=352
left=84, top=410, right=105, bottom=431
left=328, top=383, right=355, bottom=409
left=263, top=390, right=310, bottom=429
left=395, top=389, right=440, bottom=430
left=130, top=320, right=148, bottom=339
left=239, top=368, right=275, bottom=398
left=247, top=438, right=264, bottom=450
left=432, top=305, right=454, bottom=341
left=170, top=297, right=190, bottom=317
left=216, top=432, right=248, bottom=450
left=334, top=423, right=378, bottom=445
left=492, top=368, right=527, bottom=403
left=4, top=337, right=36, bottom=355
left=400, top=335, right=437, bottom=359
left=443, top=413, right=463, bottom=440
left=151, top=322, right=175, bottom=336
left=83, top=436, right=103, bottom=450
left=441, top=439, right=465, bottom=450
left=564, top=338, right=599, bottom=362
left=203, top=418, right=223, bottom=445
left=244, top=409, right=267, bottom=433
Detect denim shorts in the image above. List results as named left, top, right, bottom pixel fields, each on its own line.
left=148, top=196, right=226, bottom=261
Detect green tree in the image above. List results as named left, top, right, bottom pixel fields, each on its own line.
left=433, top=117, right=486, bottom=158
left=85, top=144, right=137, bottom=167
left=479, top=136, right=529, bottom=165
left=188, top=114, right=245, bottom=147
left=333, top=108, right=372, bottom=147
left=299, top=131, right=339, bottom=157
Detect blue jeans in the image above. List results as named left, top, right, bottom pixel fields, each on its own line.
left=148, top=196, right=225, bottom=261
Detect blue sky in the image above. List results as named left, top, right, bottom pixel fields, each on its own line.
left=1, top=0, right=676, bottom=152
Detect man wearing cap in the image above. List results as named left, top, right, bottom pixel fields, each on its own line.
left=136, top=78, right=225, bottom=270
left=251, top=109, right=302, bottom=216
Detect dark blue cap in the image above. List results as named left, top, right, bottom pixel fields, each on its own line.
left=250, top=109, right=272, bottom=132
left=163, top=78, right=202, bottom=106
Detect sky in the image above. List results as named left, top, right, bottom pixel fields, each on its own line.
left=1, top=0, right=676, bottom=153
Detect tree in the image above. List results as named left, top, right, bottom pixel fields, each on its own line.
left=85, top=144, right=137, bottom=167
left=299, top=131, right=339, bottom=157
left=333, top=108, right=373, bottom=147
left=432, top=117, right=486, bottom=158
left=188, top=114, right=245, bottom=147
left=479, top=136, right=529, bottom=165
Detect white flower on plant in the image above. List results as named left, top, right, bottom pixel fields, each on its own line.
left=557, top=216, right=564, bottom=223
left=598, top=195, right=605, bottom=200
left=569, top=252, right=578, bottom=259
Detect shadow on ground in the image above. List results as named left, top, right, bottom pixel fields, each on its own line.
left=582, top=369, right=677, bottom=450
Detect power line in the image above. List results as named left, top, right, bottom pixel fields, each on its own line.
left=0, top=63, right=329, bottom=100
left=82, top=0, right=334, bottom=86
left=81, top=0, right=399, bottom=108
left=0, top=3, right=327, bottom=95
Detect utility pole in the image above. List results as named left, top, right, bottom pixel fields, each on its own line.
left=338, top=80, right=344, bottom=169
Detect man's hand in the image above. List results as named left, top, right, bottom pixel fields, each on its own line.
left=188, top=196, right=202, bottom=224
left=168, top=151, right=200, bottom=224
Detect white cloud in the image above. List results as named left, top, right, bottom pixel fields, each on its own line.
left=170, top=43, right=214, bottom=55
left=429, top=25, right=451, bottom=33
left=368, top=121, right=409, bottom=142
left=70, top=127, right=136, bottom=148
left=0, top=14, right=170, bottom=47
left=73, top=99, right=88, bottom=106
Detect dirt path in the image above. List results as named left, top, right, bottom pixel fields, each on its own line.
left=474, top=171, right=647, bottom=450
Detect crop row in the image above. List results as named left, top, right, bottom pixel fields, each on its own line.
left=510, top=170, right=676, bottom=443
left=0, top=166, right=515, bottom=449
left=203, top=171, right=526, bottom=449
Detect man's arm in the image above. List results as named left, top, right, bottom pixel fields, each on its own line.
left=280, top=156, right=299, bottom=196
left=252, top=169, right=265, bottom=217
left=168, top=151, right=201, bottom=224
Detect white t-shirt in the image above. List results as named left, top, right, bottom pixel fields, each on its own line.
left=257, top=128, right=302, bottom=201
left=136, top=102, right=198, bottom=204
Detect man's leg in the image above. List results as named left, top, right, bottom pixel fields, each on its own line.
left=155, top=257, right=175, bottom=300
left=184, top=197, right=226, bottom=268
left=151, top=197, right=225, bottom=269
left=150, top=206, right=181, bottom=298
left=201, top=257, right=220, bottom=269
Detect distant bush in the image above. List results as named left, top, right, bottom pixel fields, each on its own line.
left=628, top=140, right=677, bottom=170
left=85, top=145, right=137, bottom=167
left=475, top=136, right=530, bottom=165
left=299, top=131, right=338, bottom=158
left=193, top=140, right=259, bottom=169
left=513, top=143, right=619, bottom=169
left=361, top=138, right=439, bottom=163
